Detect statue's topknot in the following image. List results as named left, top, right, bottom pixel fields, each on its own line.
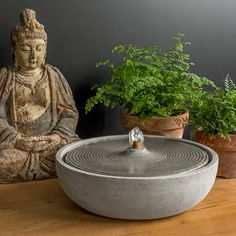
left=11, top=9, right=47, bottom=48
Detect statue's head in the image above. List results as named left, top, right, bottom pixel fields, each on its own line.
left=11, top=9, right=47, bottom=71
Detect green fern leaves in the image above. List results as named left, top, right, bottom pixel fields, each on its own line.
left=189, top=75, right=236, bottom=138
left=85, top=34, right=214, bottom=119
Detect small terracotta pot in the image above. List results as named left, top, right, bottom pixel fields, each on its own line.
left=195, top=131, right=236, bottom=178
left=120, top=110, right=189, bottom=138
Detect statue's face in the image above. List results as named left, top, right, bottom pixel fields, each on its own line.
left=14, top=38, right=46, bottom=71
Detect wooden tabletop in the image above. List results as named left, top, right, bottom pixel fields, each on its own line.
left=0, top=178, right=236, bottom=236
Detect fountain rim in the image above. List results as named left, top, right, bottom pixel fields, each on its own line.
left=56, top=134, right=218, bottom=180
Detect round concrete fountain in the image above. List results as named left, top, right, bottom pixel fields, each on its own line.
left=56, top=128, right=218, bottom=220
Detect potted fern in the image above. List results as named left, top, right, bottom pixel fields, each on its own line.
left=85, top=33, right=213, bottom=138
left=189, top=74, right=236, bottom=178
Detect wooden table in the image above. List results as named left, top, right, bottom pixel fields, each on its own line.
left=0, top=178, right=236, bottom=236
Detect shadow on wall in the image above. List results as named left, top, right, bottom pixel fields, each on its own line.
left=73, top=70, right=125, bottom=139
left=73, top=73, right=107, bottom=139
left=77, top=97, right=107, bottom=139
left=0, top=29, right=12, bottom=68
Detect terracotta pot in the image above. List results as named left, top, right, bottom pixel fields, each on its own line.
left=120, top=110, right=189, bottom=138
left=195, top=131, right=236, bottom=178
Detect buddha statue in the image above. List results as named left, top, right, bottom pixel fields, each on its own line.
left=0, top=9, right=79, bottom=183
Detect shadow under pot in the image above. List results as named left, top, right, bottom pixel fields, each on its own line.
left=195, top=131, right=236, bottom=178
left=120, top=110, right=189, bottom=138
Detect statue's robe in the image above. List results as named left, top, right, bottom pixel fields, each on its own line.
left=0, top=64, right=79, bottom=183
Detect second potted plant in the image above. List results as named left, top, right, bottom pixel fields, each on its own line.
left=189, top=74, right=236, bottom=178
left=85, top=33, right=213, bottom=138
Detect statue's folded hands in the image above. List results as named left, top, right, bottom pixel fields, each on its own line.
left=15, top=134, right=62, bottom=153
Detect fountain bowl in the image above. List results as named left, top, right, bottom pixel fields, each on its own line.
left=56, top=135, right=218, bottom=220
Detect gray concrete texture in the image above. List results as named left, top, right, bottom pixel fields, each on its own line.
left=56, top=135, right=218, bottom=219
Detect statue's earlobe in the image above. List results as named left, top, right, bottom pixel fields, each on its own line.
left=11, top=46, right=18, bottom=69
left=14, top=56, right=18, bottom=69
left=43, top=52, right=47, bottom=65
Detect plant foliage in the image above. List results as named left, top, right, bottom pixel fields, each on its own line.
left=189, top=74, right=236, bottom=138
left=85, top=33, right=214, bottom=119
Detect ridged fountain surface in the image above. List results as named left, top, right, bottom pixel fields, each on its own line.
left=56, top=128, right=218, bottom=220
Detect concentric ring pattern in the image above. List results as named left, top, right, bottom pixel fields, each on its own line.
left=64, top=136, right=210, bottom=177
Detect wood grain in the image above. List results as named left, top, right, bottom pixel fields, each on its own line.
left=0, top=178, right=236, bottom=236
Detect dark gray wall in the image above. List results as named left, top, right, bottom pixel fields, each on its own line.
left=0, top=0, right=236, bottom=138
